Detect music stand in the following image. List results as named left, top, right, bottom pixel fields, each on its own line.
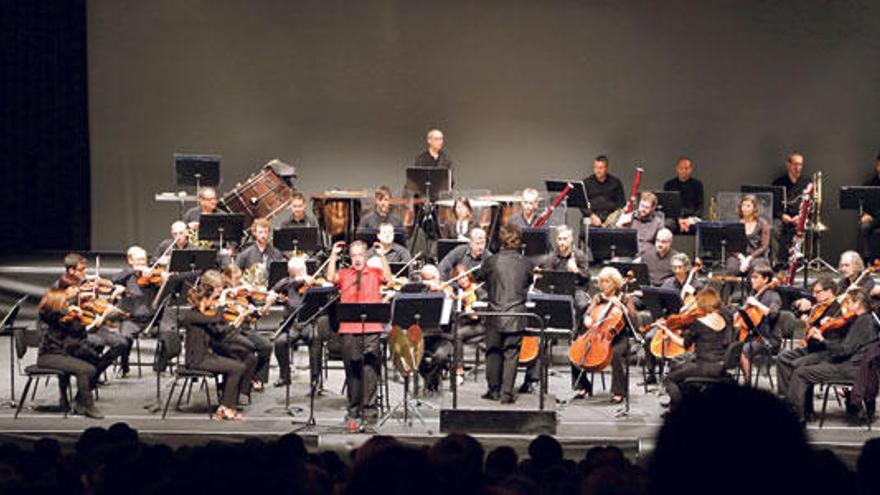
left=1, top=296, right=26, bottom=408
left=168, top=249, right=217, bottom=273
left=654, top=191, right=682, bottom=220
left=607, top=261, right=650, bottom=287
left=588, top=228, right=638, bottom=261
left=696, top=221, right=746, bottom=266
left=406, top=167, right=452, bottom=201
left=437, top=239, right=467, bottom=262
left=335, top=302, right=391, bottom=432
left=742, top=185, right=786, bottom=219
left=355, top=228, right=407, bottom=247
left=275, top=226, right=321, bottom=255
left=528, top=293, right=574, bottom=406
left=521, top=227, right=551, bottom=258
left=776, top=285, right=812, bottom=311
left=381, top=292, right=446, bottom=427
left=174, top=153, right=221, bottom=191
left=839, top=186, right=880, bottom=216
left=198, top=213, right=245, bottom=248
left=268, top=261, right=289, bottom=289
left=639, top=287, right=684, bottom=321
left=535, top=270, right=577, bottom=295
left=388, top=262, right=412, bottom=279
left=545, top=180, right=589, bottom=209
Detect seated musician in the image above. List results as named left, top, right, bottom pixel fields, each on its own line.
left=367, top=222, right=412, bottom=263
left=574, top=267, right=638, bottom=402
left=541, top=225, right=591, bottom=315
left=858, top=153, right=880, bottom=262
left=837, top=250, right=877, bottom=296
left=269, top=256, right=335, bottom=388
left=777, top=276, right=842, bottom=400
left=438, top=227, right=491, bottom=280
left=476, top=224, right=535, bottom=404
left=279, top=190, right=319, bottom=228
left=235, top=217, right=288, bottom=271
left=661, top=288, right=731, bottom=410
left=450, top=263, right=486, bottom=382
left=55, top=253, right=87, bottom=289
left=636, top=228, right=678, bottom=287
left=37, top=289, right=104, bottom=418
left=181, top=269, right=258, bottom=421
left=510, top=188, right=550, bottom=228
left=724, top=194, right=770, bottom=275
left=662, top=157, right=704, bottom=233
left=771, top=153, right=810, bottom=267
left=618, top=191, right=665, bottom=256
left=325, top=240, right=393, bottom=424
left=414, top=128, right=453, bottom=169
left=153, top=221, right=193, bottom=264
left=183, top=187, right=219, bottom=229
left=739, top=262, right=783, bottom=383
left=583, top=155, right=626, bottom=227
left=439, top=196, right=475, bottom=240
left=786, top=289, right=878, bottom=422
left=358, top=186, right=403, bottom=230
left=416, top=264, right=455, bottom=393
left=221, top=264, right=273, bottom=391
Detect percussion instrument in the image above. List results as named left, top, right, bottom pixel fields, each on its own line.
left=222, top=165, right=293, bottom=228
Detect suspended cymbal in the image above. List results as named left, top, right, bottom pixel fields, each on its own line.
left=388, top=324, right=424, bottom=376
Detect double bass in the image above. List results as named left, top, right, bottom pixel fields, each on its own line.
left=568, top=296, right=626, bottom=371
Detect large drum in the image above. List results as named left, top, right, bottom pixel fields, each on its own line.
left=222, top=165, right=293, bottom=228
left=311, top=191, right=366, bottom=241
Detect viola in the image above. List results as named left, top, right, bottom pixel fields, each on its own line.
left=734, top=277, right=782, bottom=342
left=800, top=308, right=856, bottom=346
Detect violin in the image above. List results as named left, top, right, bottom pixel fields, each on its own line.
left=734, top=277, right=782, bottom=342
left=61, top=299, right=128, bottom=329
left=80, top=276, right=116, bottom=296
left=136, top=267, right=166, bottom=287
left=800, top=307, right=856, bottom=346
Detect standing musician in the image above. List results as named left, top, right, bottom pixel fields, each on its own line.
left=37, top=289, right=104, bottom=418
left=221, top=264, right=273, bottom=391
left=618, top=191, right=665, bottom=255
left=153, top=221, right=193, bottom=264
left=661, top=288, right=731, bottom=410
left=358, top=186, right=403, bottom=230
left=510, top=188, right=554, bottom=228
left=414, top=128, right=453, bottom=170
left=574, top=267, right=638, bottom=402
left=771, top=153, right=810, bottom=267
left=662, top=157, right=704, bottom=233
left=269, top=256, right=335, bottom=388
left=280, top=190, right=320, bottom=229
left=439, top=197, right=475, bottom=240
left=181, top=269, right=258, bottom=421
left=477, top=224, right=535, bottom=403
left=439, top=227, right=491, bottom=279
left=416, top=264, right=455, bottom=393
left=183, top=187, right=220, bottom=229
left=786, top=289, right=879, bottom=421
left=858, top=152, right=880, bottom=262
left=738, top=262, right=783, bottom=382
left=725, top=194, right=771, bottom=275
left=583, top=155, right=626, bottom=227
left=235, top=217, right=288, bottom=272
left=367, top=222, right=412, bottom=263
left=325, top=240, right=393, bottom=424
left=637, top=228, right=678, bottom=287
left=776, top=276, right=842, bottom=399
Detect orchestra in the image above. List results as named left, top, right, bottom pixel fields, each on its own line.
left=21, top=136, right=880, bottom=428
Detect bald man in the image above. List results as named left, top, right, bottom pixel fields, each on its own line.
left=636, top=228, right=679, bottom=287
left=414, top=128, right=453, bottom=169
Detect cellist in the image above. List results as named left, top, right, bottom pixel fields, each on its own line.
left=572, top=267, right=638, bottom=403
left=738, top=262, right=782, bottom=382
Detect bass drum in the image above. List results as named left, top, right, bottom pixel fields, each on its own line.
left=221, top=165, right=293, bottom=228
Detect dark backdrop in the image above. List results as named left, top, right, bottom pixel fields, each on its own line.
left=1, top=1, right=90, bottom=253
left=82, top=1, right=880, bottom=259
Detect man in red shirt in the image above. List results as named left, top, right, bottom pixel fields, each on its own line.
left=326, top=240, right=392, bottom=423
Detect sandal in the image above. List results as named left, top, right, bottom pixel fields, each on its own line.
left=215, top=405, right=243, bottom=421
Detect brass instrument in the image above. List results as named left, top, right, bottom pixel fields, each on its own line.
left=601, top=208, right=625, bottom=228
left=188, top=226, right=214, bottom=249
left=708, top=197, right=718, bottom=221
left=242, top=262, right=268, bottom=288
left=812, top=171, right=827, bottom=233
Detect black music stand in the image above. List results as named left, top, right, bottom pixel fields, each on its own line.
left=776, top=285, right=812, bottom=311
left=355, top=228, right=407, bottom=247
left=741, top=185, right=786, bottom=219
left=174, top=153, right=221, bottom=191
left=654, top=191, right=682, bottom=220
left=588, top=228, right=638, bottom=261
left=607, top=261, right=650, bottom=287
left=639, top=287, right=684, bottom=382
left=275, top=226, right=321, bottom=255
left=1, top=296, right=27, bottom=408
left=696, top=221, right=746, bottom=266
left=546, top=180, right=589, bottom=209
left=535, top=270, right=577, bottom=295
left=839, top=186, right=880, bottom=216
left=381, top=292, right=446, bottom=427
left=335, top=302, right=391, bottom=432
left=529, top=293, right=574, bottom=408
left=168, top=248, right=217, bottom=274
left=406, top=167, right=452, bottom=201
left=521, top=227, right=552, bottom=258
left=198, top=213, right=245, bottom=248
left=388, top=262, right=413, bottom=279
left=437, top=239, right=467, bottom=262
left=267, top=261, right=289, bottom=289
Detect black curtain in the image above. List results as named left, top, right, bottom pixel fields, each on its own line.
left=0, top=1, right=90, bottom=253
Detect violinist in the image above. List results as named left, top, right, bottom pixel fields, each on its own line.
left=55, top=253, right=87, bottom=289
left=439, top=228, right=491, bottom=280
left=153, top=221, right=192, bottom=265
left=269, top=256, right=335, bottom=388
left=221, top=264, right=273, bottom=391
left=661, top=288, right=731, bottom=410
left=439, top=197, right=475, bottom=240
left=326, top=240, right=392, bottom=424
left=416, top=264, right=454, bottom=393
left=786, top=289, right=879, bottom=422
left=476, top=224, right=535, bottom=404
left=36, top=289, right=103, bottom=418
left=235, top=217, right=287, bottom=272
left=776, top=277, right=842, bottom=399
left=450, top=263, right=486, bottom=383
left=181, top=269, right=258, bottom=421
left=183, top=186, right=219, bottom=229
left=367, top=222, right=412, bottom=263
left=358, top=186, right=403, bottom=230
left=574, top=267, right=638, bottom=403
left=837, top=250, right=877, bottom=296
left=738, top=262, right=783, bottom=383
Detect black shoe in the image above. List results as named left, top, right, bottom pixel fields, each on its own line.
left=518, top=381, right=534, bottom=394
left=500, top=395, right=515, bottom=405
left=273, top=378, right=291, bottom=388
left=642, top=375, right=658, bottom=386
left=571, top=390, right=588, bottom=401
left=481, top=390, right=500, bottom=401
left=73, top=401, right=104, bottom=419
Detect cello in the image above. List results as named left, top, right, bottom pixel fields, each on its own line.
left=568, top=296, right=626, bottom=371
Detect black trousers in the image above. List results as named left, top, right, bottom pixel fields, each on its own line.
left=485, top=330, right=522, bottom=400
left=37, top=353, right=96, bottom=405
left=214, top=335, right=258, bottom=397
left=238, top=328, right=272, bottom=383
left=86, top=328, right=129, bottom=380
left=663, top=360, right=724, bottom=407
left=274, top=316, right=335, bottom=383
left=788, top=361, right=857, bottom=419
left=454, top=320, right=484, bottom=368
left=341, top=332, right=382, bottom=419
left=191, top=354, right=247, bottom=408
left=860, top=217, right=880, bottom=262
left=776, top=347, right=829, bottom=398
left=419, top=336, right=453, bottom=391
left=569, top=333, right=629, bottom=396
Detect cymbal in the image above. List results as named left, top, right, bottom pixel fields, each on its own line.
left=388, top=324, right=424, bottom=376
